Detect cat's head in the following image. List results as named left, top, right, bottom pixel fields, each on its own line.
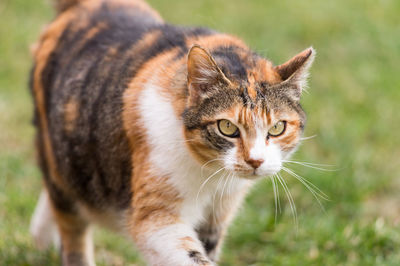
left=182, top=45, right=314, bottom=179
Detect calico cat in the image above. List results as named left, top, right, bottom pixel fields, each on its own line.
left=29, top=0, right=315, bottom=265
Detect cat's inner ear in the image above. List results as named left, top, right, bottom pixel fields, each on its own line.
left=187, top=45, right=230, bottom=103
left=274, top=47, right=315, bottom=89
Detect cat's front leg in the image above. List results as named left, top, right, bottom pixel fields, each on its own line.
left=197, top=219, right=224, bottom=262
left=131, top=221, right=214, bottom=266
left=197, top=188, right=250, bottom=262
left=128, top=173, right=214, bottom=266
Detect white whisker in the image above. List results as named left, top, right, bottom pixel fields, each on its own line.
left=212, top=171, right=227, bottom=224
left=283, top=167, right=329, bottom=200
left=271, top=175, right=279, bottom=224
left=196, top=167, right=225, bottom=210
left=276, top=173, right=298, bottom=229
left=299, top=135, right=317, bottom=141
left=282, top=167, right=329, bottom=212
left=162, top=139, right=199, bottom=145
left=283, top=160, right=337, bottom=172
left=283, top=160, right=334, bottom=167
left=219, top=171, right=232, bottom=212
left=201, top=158, right=224, bottom=178
left=275, top=176, right=282, bottom=214
left=226, top=172, right=237, bottom=210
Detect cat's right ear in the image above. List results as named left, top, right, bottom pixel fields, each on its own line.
left=187, top=45, right=230, bottom=104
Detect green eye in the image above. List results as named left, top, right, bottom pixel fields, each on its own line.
left=268, top=121, right=286, bottom=137
left=218, top=120, right=239, bottom=137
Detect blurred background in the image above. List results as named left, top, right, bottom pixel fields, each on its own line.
left=1, top=0, right=400, bottom=265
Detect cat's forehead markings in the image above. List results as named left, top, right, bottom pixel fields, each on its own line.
left=266, top=108, right=272, bottom=125
left=237, top=105, right=260, bottom=128
left=246, top=72, right=258, bottom=101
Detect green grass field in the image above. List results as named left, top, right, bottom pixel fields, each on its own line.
left=1, top=0, right=400, bottom=265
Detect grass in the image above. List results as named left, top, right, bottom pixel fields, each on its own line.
left=1, top=0, right=400, bottom=265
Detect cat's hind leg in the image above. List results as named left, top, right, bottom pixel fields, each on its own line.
left=30, top=188, right=60, bottom=250
left=50, top=199, right=95, bottom=266
left=31, top=186, right=95, bottom=266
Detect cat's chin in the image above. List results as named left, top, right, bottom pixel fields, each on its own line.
left=236, top=169, right=279, bottom=180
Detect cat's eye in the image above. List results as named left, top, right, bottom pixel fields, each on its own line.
left=218, top=120, right=239, bottom=137
left=268, top=121, right=286, bottom=137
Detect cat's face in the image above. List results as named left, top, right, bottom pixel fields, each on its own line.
left=183, top=45, right=314, bottom=179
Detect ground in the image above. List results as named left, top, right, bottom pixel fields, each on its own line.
left=1, top=0, right=400, bottom=265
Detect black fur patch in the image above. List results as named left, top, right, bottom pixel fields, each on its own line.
left=203, top=126, right=234, bottom=151
left=211, top=46, right=249, bottom=81
left=203, top=239, right=217, bottom=254
left=188, top=250, right=210, bottom=265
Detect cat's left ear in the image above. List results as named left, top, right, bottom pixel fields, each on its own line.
left=274, top=47, right=315, bottom=100
left=187, top=45, right=231, bottom=104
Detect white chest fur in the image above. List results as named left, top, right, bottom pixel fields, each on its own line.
left=138, top=80, right=249, bottom=228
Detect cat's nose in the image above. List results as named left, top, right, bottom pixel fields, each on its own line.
left=245, top=158, right=264, bottom=169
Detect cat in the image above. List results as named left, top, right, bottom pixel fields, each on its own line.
left=29, top=0, right=315, bottom=265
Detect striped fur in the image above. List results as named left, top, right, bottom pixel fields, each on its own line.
left=30, top=0, right=315, bottom=265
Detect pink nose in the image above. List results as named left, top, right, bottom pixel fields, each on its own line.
left=245, top=158, right=264, bottom=169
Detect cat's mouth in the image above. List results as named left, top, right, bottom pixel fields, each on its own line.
left=234, top=169, right=265, bottom=179
left=234, top=167, right=281, bottom=180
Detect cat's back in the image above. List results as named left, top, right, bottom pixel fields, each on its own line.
left=30, top=0, right=167, bottom=210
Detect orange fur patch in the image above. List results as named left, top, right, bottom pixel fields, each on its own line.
left=33, top=9, right=77, bottom=190
left=122, top=45, right=187, bottom=237
left=255, top=59, right=282, bottom=85
left=63, top=97, right=79, bottom=133
left=50, top=202, right=89, bottom=255
left=246, top=72, right=257, bottom=100
left=184, top=129, right=220, bottom=164
left=180, top=236, right=198, bottom=251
